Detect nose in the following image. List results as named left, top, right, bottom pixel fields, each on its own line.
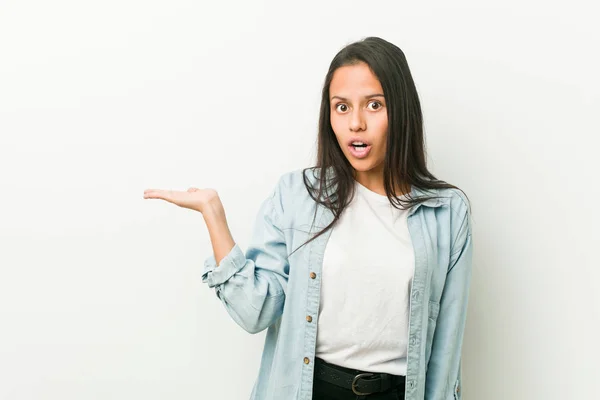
left=349, top=109, right=366, bottom=132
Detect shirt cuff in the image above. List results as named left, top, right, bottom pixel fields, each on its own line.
left=201, top=243, right=246, bottom=288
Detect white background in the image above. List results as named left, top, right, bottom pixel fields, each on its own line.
left=1, top=1, right=598, bottom=399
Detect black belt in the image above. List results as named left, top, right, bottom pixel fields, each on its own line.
left=314, top=357, right=406, bottom=396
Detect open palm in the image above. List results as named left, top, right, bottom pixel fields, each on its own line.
left=143, top=187, right=219, bottom=213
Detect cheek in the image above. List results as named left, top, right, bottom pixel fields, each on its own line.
left=330, top=116, right=345, bottom=144
left=374, top=117, right=388, bottom=155
left=374, top=112, right=388, bottom=131
left=330, top=115, right=342, bottom=133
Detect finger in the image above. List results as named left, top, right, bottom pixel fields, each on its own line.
left=146, top=190, right=182, bottom=205
left=143, top=189, right=168, bottom=200
left=144, top=189, right=164, bottom=195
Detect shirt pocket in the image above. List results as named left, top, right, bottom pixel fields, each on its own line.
left=425, top=299, right=440, bottom=364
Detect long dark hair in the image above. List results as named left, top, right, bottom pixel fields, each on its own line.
left=288, top=36, right=470, bottom=258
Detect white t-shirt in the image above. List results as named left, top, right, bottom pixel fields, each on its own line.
left=315, top=179, right=415, bottom=376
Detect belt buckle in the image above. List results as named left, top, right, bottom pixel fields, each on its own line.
left=351, top=372, right=375, bottom=395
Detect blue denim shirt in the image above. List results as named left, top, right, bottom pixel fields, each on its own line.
left=202, top=167, right=473, bottom=400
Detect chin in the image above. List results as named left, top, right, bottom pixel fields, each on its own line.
left=348, top=158, right=383, bottom=173
left=349, top=163, right=375, bottom=173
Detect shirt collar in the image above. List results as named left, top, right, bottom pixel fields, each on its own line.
left=320, top=166, right=448, bottom=216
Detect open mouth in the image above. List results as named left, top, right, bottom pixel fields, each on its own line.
left=348, top=143, right=372, bottom=158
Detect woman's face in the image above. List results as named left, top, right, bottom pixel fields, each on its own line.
left=329, top=61, right=388, bottom=185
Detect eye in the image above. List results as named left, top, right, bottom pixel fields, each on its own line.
left=368, top=101, right=383, bottom=111
left=334, top=103, right=348, bottom=113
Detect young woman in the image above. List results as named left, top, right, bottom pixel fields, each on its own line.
left=144, top=36, right=473, bottom=400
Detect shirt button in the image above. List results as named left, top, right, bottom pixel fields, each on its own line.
left=412, top=290, right=419, bottom=300
left=304, top=357, right=310, bottom=364
left=408, top=380, right=414, bottom=388
left=310, top=272, right=317, bottom=279
left=410, top=337, right=416, bottom=345
left=306, top=315, right=312, bottom=322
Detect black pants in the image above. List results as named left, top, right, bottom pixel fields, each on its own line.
left=312, top=358, right=406, bottom=400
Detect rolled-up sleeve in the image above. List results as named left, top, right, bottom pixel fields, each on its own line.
left=201, top=178, right=289, bottom=334
left=426, top=205, right=474, bottom=400
left=202, top=243, right=249, bottom=288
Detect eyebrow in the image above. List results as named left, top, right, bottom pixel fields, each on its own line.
left=330, top=94, right=385, bottom=101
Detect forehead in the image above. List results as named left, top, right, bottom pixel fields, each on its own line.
left=329, top=62, right=383, bottom=95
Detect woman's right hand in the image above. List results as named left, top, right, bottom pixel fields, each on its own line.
left=143, top=187, right=221, bottom=214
